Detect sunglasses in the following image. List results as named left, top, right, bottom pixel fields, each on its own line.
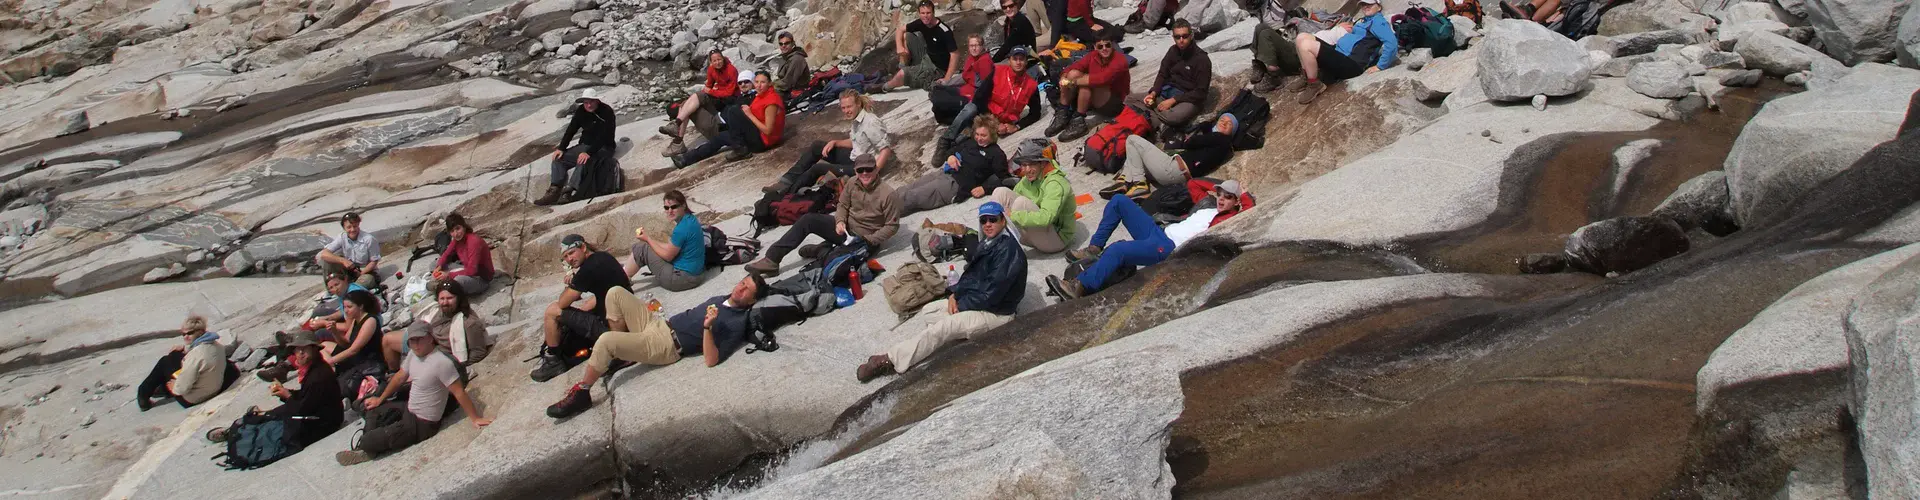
left=1002, top=2, right=1015, bottom=8
left=663, top=204, right=682, bottom=211
left=779, top=40, right=795, bottom=47
left=1096, top=43, right=1114, bottom=50
left=979, top=215, right=1003, bottom=224
left=1173, top=33, right=1193, bottom=40
left=855, top=166, right=877, bottom=174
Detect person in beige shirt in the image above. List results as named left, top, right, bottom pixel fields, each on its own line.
left=137, top=315, right=238, bottom=411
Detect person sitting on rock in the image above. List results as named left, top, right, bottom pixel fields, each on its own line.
left=933, top=45, right=1045, bottom=161
left=1050, top=179, right=1252, bottom=298
left=898, top=116, right=1013, bottom=216
left=212, top=330, right=343, bottom=448
left=310, top=271, right=368, bottom=324
left=766, top=90, right=894, bottom=195
left=1250, top=0, right=1307, bottom=93
left=774, top=32, right=813, bottom=101
left=928, top=33, right=997, bottom=159
left=1046, top=34, right=1129, bottom=141
left=1051, top=0, right=1114, bottom=47
left=1143, top=20, right=1212, bottom=138
left=1448, top=0, right=1485, bottom=25
left=537, top=89, right=618, bottom=206
left=531, top=234, right=633, bottom=383
left=875, top=1, right=961, bottom=93
left=992, top=0, right=1038, bottom=63
left=659, top=50, right=742, bottom=154
left=624, top=189, right=707, bottom=291
left=1290, top=0, right=1397, bottom=104
left=327, top=289, right=387, bottom=398
left=671, top=71, right=787, bottom=168
left=335, top=326, right=491, bottom=466
left=381, top=281, right=490, bottom=371
left=136, top=315, right=239, bottom=411
left=545, top=275, right=768, bottom=418
left=746, top=155, right=901, bottom=276
left=990, top=138, right=1077, bottom=254
left=1500, top=0, right=1560, bottom=24
left=857, top=201, right=1027, bottom=382
left=429, top=212, right=493, bottom=297
left=1120, top=0, right=1180, bottom=34
left=1099, top=113, right=1240, bottom=200
left=315, top=211, right=380, bottom=288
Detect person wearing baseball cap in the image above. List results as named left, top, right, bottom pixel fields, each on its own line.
left=538, top=88, right=619, bottom=206
left=858, top=200, right=1028, bottom=383
left=531, top=233, right=633, bottom=383
left=1050, top=177, right=1256, bottom=300
left=928, top=39, right=1044, bottom=162
left=337, top=314, right=491, bottom=466
left=988, top=138, right=1077, bottom=254
left=1284, top=0, right=1397, bottom=105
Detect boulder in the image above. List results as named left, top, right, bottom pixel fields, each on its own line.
left=1737, top=29, right=1844, bottom=76
left=1651, top=170, right=1738, bottom=234
left=540, top=28, right=576, bottom=50
left=1405, top=48, right=1434, bottom=70
left=406, top=40, right=458, bottom=59
left=1628, top=60, right=1694, bottom=98
left=51, top=236, right=195, bottom=296
left=542, top=58, right=582, bottom=75
left=1600, top=0, right=1716, bottom=35
left=1845, top=249, right=1920, bottom=499
left=1718, top=19, right=1794, bottom=42
left=1564, top=216, right=1691, bottom=274
left=1802, top=0, right=1912, bottom=63
left=521, top=0, right=575, bottom=19
left=1724, top=63, right=1920, bottom=227
left=1614, top=29, right=1702, bottom=56
left=54, top=110, right=90, bottom=137
left=1520, top=252, right=1570, bottom=273
left=1478, top=20, right=1594, bottom=100
left=1900, top=2, right=1920, bottom=67
left=142, top=263, right=187, bottom=283
left=1177, top=0, right=1248, bottom=33
left=222, top=251, right=254, bottom=275
left=1697, top=50, right=1746, bottom=69
left=1594, top=52, right=1661, bottom=76
left=251, top=12, right=308, bottom=44
left=1711, top=67, right=1765, bottom=85
left=1443, top=71, right=1490, bottom=110
left=1451, top=15, right=1479, bottom=46
left=1199, top=18, right=1257, bottom=52
left=570, top=9, right=603, bottom=28
left=1416, top=46, right=1481, bottom=97
left=1585, top=76, right=1710, bottom=121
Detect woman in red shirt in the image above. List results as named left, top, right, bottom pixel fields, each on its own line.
left=661, top=50, right=742, bottom=155
left=430, top=213, right=494, bottom=296
left=671, top=71, right=787, bottom=168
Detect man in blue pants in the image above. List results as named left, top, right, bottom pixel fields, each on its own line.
left=1048, top=180, right=1250, bottom=298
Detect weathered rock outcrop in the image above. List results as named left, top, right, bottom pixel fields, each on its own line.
left=1478, top=20, right=1594, bottom=100
left=1564, top=215, right=1690, bottom=275
left=1651, top=170, right=1737, bottom=234
left=1802, top=0, right=1912, bottom=64
left=1724, top=63, right=1920, bottom=227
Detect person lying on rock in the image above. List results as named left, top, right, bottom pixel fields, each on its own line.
left=315, top=211, right=380, bottom=288
left=1045, top=33, right=1129, bottom=141
left=659, top=50, right=742, bottom=154
left=428, top=212, right=493, bottom=297
left=858, top=202, right=1027, bottom=382
left=897, top=116, right=1014, bottom=216
left=992, top=0, right=1038, bottom=63
left=624, top=190, right=707, bottom=291
left=537, top=88, right=618, bottom=206
left=774, top=32, right=813, bottom=101
left=1250, top=0, right=1307, bottom=93
left=990, top=138, right=1077, bottom=254
left=1051, top=179, right=1253, bottom=299
left=212, top=330, right=343, bottom=448
left=1289, top=0, right=1397, bottom=104
left=670, top=71, right=787, bottom=168
left=531, top=234, right=633, bottom=383
left=308, top=271, right=368, bottom=325
left=933, top=47, right=1044, bottom=162
left=873, top=0, right=961, bottom=93
left=766, top=90, right=894, bottom=195
left=136, top=315, right=239, bottom=411
left=381, top=281, right=490, bottom=371
left=328, top=289, right=388, bottom=398
left=336, top=326, right=490, bottom=466
left=928, top=33, right=997, bottom=160
left=545, top=275, right=768, bottom=419
left=1098, top=113, right=1240, bottom=200
left=1144, top=20, right=1211, bottom=138
left=746, top=155, right=901, bottom=276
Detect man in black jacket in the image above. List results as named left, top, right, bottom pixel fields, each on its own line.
left=896, top=115, right=1013, bottom=215
left=537, top=88, right=618, bottom=206
left=992, top=0, right=1038, bottom=63
left=1144, top=20, right=1211, bottom=138
left=857, top=201, right=1026, bottom=382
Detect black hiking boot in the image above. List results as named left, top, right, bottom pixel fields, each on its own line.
left=530, top=349, right=570, bottom=382
left=1058, top=116, right=1092, bottom=141
left=1098, top=176, right=1131, bottom=200
left=1044, top=107, right=1076, bottom=137
left=546, top=383, right=593, bottom=419
left=724, top=149, right=752, bottom=163
left=1123, top=19, right=1148, bottom=34
left=797, top=243, right=826, bottom=260
left=532, top=185, right=566, bottom=206
left=256, top=365, right=292, bottom=384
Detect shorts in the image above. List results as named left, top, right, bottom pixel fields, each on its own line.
left=904, top=63, right=943, bottom=90
left=1316, top=39, right=1367, bottom=83
left=557, top=308, right=609, bottom=352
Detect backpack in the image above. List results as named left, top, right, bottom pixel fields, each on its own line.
left=1396, top=8, right=1458, bottom=56
left=745, top=289, right=839, bottom=351
left=565, top=152, right=625, bottom=200
left=1080, top=104, right=1153, bottom=174
left=913, top=223, right=981, bottom=263
left=1218, top=89, right=1272, bottom=151
left=882, top=261, right=950, bottom=320
left=702, top=226, right=762, bottom=267
left=770, top=242, right=879, bottom=295
left=752, top=178, right=841, bottom=236
left=211, top=407, right=302, bottom=470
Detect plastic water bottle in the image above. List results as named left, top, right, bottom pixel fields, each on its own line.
left=946, top=264, right=961, bottom=287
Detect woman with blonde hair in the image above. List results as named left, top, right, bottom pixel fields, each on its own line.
left=137, top=315, right=239, bottom=410
left=895, top=114, right=1013, bottom=215
left=764, top=89, right=894, bottom=195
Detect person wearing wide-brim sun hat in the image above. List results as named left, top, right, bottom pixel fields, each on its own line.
left=537, top=87, right=619, bottom=206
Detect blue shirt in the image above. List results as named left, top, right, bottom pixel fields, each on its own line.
left=1335, top=12, right=1400, bottom=70
left=334, top=283, right=368, bottom=313
left=670, top=214, right=707, bottom=275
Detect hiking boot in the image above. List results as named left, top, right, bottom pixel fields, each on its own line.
left=1252, top=68, right=1281, bottom=92
left=661, top=140, right=686, bottom=158
left=1123, top=20, right=1148, bottom=34
left=1499, top=0, right=1537, bottom=20
left=1058, top=116, right=1092, bottom=142
left=669, top=155, right=686, bottom=169
left=532, top=185, right=566, bottom=206
left=797, top=243, right=826, bottom=260
left=335, top=450, right=373, bottom=466
left=605, top=359, right=636, bottom=377
left=724, top=149, right=752, bottom=163
left=136, top=396, right=153, bottom=412
left=256, top=365, right=292, bottom=384
left=863, top=82, right=890, bottom=95
left=932, top=136, right=955, bottom=165
left=1297, top=81, right=1327, bottom=105
left=1068, top=245, right=1104, bottom=262
left=1047, top=275, right=1087, bottom=300
left=208, top=428, right=230, bottom=443
left=529, top=351, right=570, bottom=383
left=1098, top=177, right=1132, bottom=200
left=546, top=383, right=593, bottom=419
left=1283, top=75, right=1308, bottom=92
left=1124, top=181, right=1152, bottom=200
left=856, top=355, right=896, bottom=383
left=761, top=181, right=791, bottom=195
left=744, top=258, right=780, bottom=276
left=1044, top=108, right=1075, bottom=137
left=657, top=121, right=682, bottom=139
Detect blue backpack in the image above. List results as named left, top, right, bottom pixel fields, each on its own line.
left=212, top=407, right=302, bottom=470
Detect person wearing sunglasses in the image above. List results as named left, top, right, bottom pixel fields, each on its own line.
left=990, top=138, right=1077, bottom=253
left=1050, top=179, right=1254, bottom=299
left=1046, top=33, right=1129, bottom=141
left=1143, top=20, right=1212, bottom=138
left=625, top=189, right=707, bottom=292
left=669, top=71, right=787, bottom=168
left=857, top=201, right=1027, bottom=382
left=745, top=154, right=901, bottom=276
left=876, top=0, right=961, bottom=93
left=991, top=0, right=1037, bottom=63
left=773, top=32, right=813, bottom=99
left=533, top=234, right=632, bottom=382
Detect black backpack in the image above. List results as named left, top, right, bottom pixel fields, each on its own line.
left=211, top=407, right=303, bottom=470
left=565, top=153, right=625, bottom=200
left=769, top=242, right=878, bottom=296
left=702, top=226, right=763, bottom=267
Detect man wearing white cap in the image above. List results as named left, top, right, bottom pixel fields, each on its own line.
left=537, top=88, right=618, bottom=206
left=1049, top=178, right=1255, bottom=299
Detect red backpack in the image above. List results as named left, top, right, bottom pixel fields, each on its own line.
left=1080, top=105, right=1153, bottom=174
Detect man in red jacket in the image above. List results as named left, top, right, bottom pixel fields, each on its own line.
left=1047, top=35, right=1129, bottom=141
left=660, top=50, right=741, bottom=155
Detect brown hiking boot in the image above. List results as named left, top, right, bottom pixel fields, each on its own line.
left=532, top=185, right=566, bottom=206
left=1283, top=76, right=1308, bottom=92
left=856, top=355, right=896, bottom=383
left=1047, top=275, right=1087, bottom=299
left=661, top=140, right=686, bottom=158
left=761, top=181, right=791, bottom=195
left=1068, top=245, right=1104, bottom=262
left=656, top=121, right=682, bottom=139
left=1297, top=81, right=1327, bottom=105
left=744, top=258, right=780, bottom=276
left=336, top=450, right=373, bottom=466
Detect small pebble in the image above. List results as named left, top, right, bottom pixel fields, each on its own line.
left=1531, top=95, right=1547, bottom=110
left=1480, top=130, right=1491, bottom=137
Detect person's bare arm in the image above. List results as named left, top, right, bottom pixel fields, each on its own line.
left=325, top=317, right=378, bottom=365
left=363, top=366, right=410, bottom=410
left=701, top=305, right=722, bottom=367
left=643, top=233, right=681, bottom=262
left=449, top=381, right=491, bottom=427
left=751, top=106, right=779, bottom=135
left=944, top=51, right=962, bottom=79
left=875, top=147, right=895, bottom=174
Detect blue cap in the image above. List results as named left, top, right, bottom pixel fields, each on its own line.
left=979, top=201, right=1006, bottom=218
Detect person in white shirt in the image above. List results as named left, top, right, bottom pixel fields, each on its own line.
left=335, top=326, right=490, bottom=466
left=764, top=90, right=895, bottom=195
left=315, top=212, right=381, bottom=288
left=1049, top=180, right=1253, bottom=299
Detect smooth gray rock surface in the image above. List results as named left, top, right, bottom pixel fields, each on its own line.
left=1737, top=29, right=1845, bottom=75
left=1652, top=170, right=1736, bottom=233
left=1628, top=60, right=1695, bottom=98
left=1900, top=2, right=1920, bottom=67
left=1802, top=0, right=1912, bottom=63
left=1844, top=248, right=1920, bottom=499
left=1724, top=63, right=1920, bottom=227
left=1479, top=20, right=1594, bottom=100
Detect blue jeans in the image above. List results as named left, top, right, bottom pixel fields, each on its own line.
left=681, top=106, right=771, bottom=166
left=1079, top=196, right=1173, bottom=291
left=941, top=103, right=980, bottom=145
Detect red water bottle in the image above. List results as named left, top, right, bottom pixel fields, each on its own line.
left=848, top=268, right=863, bottom=300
